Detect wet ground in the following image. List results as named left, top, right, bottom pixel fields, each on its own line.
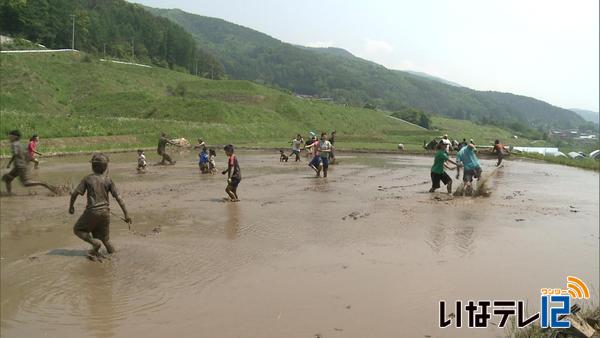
left=1, top=150, right=598, bottom=338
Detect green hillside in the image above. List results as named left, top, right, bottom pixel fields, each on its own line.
left=0, top=0, right=223, bottom=77
left=0, top=52, right=535, bottom=155
left=145, top=6, right=584, bottom=132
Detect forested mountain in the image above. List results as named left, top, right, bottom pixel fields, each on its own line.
left=145, top=6, right=584, bottom=131
left=0, top=0, right=223, bottom=77
left=570, top=108, right=599, bottom=124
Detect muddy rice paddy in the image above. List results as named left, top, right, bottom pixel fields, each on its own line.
left=1, top=150, right=598, bottom=338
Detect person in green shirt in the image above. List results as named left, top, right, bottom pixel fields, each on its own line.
left=429, top=142, right=457, bottom=194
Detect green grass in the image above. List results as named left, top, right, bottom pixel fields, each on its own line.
left=514, top=152, right=600, bottom=171
left=3, top=51, right=590, bottom=172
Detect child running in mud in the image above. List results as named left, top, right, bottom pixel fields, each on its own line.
left=456, top=141, right=482, bottom=196
left=493, top=139, right=510, bottom=166
left=429, top=142, right=457, bottom=194
left=208, top=149, right=217, bottom=174
left=157, top=132, right=179, bottom=165
left=136, top=149, right=147, bottom=172
left=222, top=144, right=241, bottom=201
left=306, top=135, right=321, bottom=176
left=2, top=130, right=56, bottom=195
left=318, top=132, right=333, bottom=177
left=69, top=153, right=131, bottom=261
left=27, top=134, right=43, bottom=169
left=289, top=134, right=303, bottom=162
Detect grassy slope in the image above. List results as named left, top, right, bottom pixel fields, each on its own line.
left=2, top=53, right=597, bottom=171
left=1, top=52, right=431, bottom=154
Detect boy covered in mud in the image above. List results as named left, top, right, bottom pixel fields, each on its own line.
left=2, top=130, right=56, bottom=195
left=157, top=132, right=179, bottom=165
left=70, top=153, right=131, bottom=260
left=136, top=149, right=147, bottom=172
left=222, top=144, right=241, bottom=201
left=429, top=142, right=457, bottom=194
left=493, top=139, right=510, bottom=166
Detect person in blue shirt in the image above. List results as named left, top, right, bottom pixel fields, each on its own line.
left=199, top=146, right=209, bottom=174
left=456, top=141, right=482, bottom=195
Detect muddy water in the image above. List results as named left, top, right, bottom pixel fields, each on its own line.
left=1, top=151, right=598, bottom=338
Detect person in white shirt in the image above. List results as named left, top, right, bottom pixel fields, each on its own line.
left=136, top=149, right=147, bottom=172
left=318, top=132, right=333, bottom=177
left=289, top=134, right=303, bottom=162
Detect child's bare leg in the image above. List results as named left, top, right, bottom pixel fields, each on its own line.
left=225, top=186, right=236, bottom=201
left=33, top=158, right=39, bottom=169
left=101, top=238, right=115, bottom=254
left=74, top=229, right=102, bottom=253
left=2, top=175, right=13, bottom=194
left=231, top=186, right=239, bottom=201
left=23, top=180, right=56, bottom=193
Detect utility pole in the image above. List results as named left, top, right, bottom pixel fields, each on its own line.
left=70, top=14, right=75, bottom=50
left=131, top=37, right=135, bottom=62
left=195, top=59, right=198, bottom=76
left=103, top=43, right=106, bottom=58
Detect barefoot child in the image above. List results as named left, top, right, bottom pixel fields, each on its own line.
left=69, top=153, right=131, bottom=259
left=318, top=132, right=333, bottom=177
left=27, top=134, right=42, bottom=169
left=306, top=135, right=321, bottom=176
left=493, top=139, right=510, bottom=166
left=279, top=149, right=289, bottom=162
left=2, top=130, right=56, bottom=195
left=157, top=132, right=179, bottom=165
left=456, top=141, right=482, bottom=195
left=222, top=144, right=241, bottom=201
left=199, top=147, right=209, bottom=173
left=209, top=148, right=217, bottom=174
left=136, top=149, right=147, bottom=172
left=289, top=134, right=303, bottom=162
left=429, top=142, right=457, bottom=194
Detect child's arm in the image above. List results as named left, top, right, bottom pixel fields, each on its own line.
left=109, top=180, right=131, bottom=223
left=221, top=158, right=232, bottom=177
left=69, top=180, right=86, bottom=214
left=6, top=156, right=14, bottom=168
left=34, top=150, right=43, bottom=156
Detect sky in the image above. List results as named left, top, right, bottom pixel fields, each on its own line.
left=134, top=0, right=599, bottom=112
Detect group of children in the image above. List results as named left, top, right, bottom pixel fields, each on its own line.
left=2, top=129, right=244, bottom=260
left=429, top=137, right=507, bottom=195
left=279, top=131, right=337, bottom=178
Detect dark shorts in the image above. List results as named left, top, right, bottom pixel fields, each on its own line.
left=229, top=177, right=241, bottom=188
left=74, top=209, right=110, bottom=240
left=431, top=172, right=452, bottom=189
left=463, top=167, right=482, bottom=182
left=320, top=156, right=329, bottom=168
left=291, top=149, right=300, bottom=155
left=309, top=156, right=321, bottom=168
left=2, top=167, right=30, bottom=183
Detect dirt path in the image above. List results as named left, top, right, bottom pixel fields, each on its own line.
left=1, top=151, right=598, bottom=338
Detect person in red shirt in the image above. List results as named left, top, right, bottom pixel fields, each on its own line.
left=27, top=134, right=43, bottom=169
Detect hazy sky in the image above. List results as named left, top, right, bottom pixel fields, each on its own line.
left=135, top=0, right=599, bottom=111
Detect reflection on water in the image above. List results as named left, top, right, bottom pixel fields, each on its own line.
left=225, top=203, right=240, bottom=239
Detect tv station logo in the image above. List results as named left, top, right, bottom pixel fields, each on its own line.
left=439, top=276, right=591, bottom=329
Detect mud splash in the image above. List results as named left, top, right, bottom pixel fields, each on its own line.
left=1, top=151, right=598, bottom=338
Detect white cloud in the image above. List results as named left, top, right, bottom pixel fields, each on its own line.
left=305, top=41, right=335, bottom=48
